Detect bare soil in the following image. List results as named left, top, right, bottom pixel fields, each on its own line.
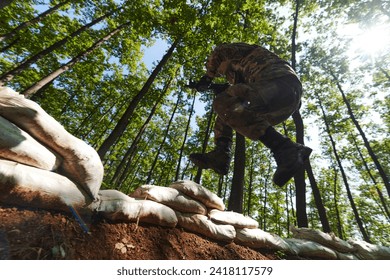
left=0, top=205, right=283, bottom=260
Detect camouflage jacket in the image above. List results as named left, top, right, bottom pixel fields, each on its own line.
left=205, top=43, right=297, bottom=84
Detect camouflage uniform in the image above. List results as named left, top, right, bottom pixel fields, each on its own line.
left=205, top=43, right=302, bottom=141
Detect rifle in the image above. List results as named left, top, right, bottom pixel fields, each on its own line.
left=186, top=80, right=230, bottom=94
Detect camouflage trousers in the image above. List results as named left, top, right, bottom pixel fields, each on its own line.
left=213, top=75, right=302, bottom=142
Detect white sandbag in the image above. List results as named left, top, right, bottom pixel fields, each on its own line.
left=235, top=228, right=292, bottom=252
left=169, top=180, right=225, bottom=210
left=97, top=189, right=178, bottom=228
left=0, top=159, right=90, bottom=212
left=291, top=226, right=355, bottom=253
left=0, top=87, right=103, bottom=199
left=209, top=209, right=258, bottom=229
left=348, top=240, right=390, bottom=260
left=176, top=212, right=236, bottom=242
left=285, top=238, right=338, bottom=260
left=131, top=184, right=207, bottom=215
left=336, top=251, right=359, bottom=260
left=0, top=115, right=61, bottom=171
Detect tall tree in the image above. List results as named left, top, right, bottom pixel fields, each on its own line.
left=330, top=71, right=390, bottom=197
left=97, top=40, right=179, bottom=159
left=194, top=109, right=214, bottom=183
left=175, top=89, right=196, bottom=181
left=0, top=6, right=117, bottom=85
left=0, top=0, right=71, bottom=43
left=317, top=93, right=371, bottom=243
left=290, top=0, right=308, bottom=227
left=227, top=132, right=246, bottom=213
left=21, top=20, right=132, bottom=97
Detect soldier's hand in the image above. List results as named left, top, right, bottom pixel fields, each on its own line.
left=194, top=75, right=212, bottom=92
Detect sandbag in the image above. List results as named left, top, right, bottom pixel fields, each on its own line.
left=291, top=226, right=355, bottom=253
left=169, top=180, right=225, bottom=210
left=336, top=251, right=359, bottom=260
left=348, top=240, right=390, bottom=260
left=209, top=209, right=258, bottom=229
left=0, top=159, right=90, bottom=212
left=235, top=228, right=292, bottom=252
left=131, top=184, right=207, bottom=215
left=176, top=212, right=236, bottom=242
left=285, top=238, right=338, bottom=260
left=0, top=115, right=61, bottom=171
left=97, top=189, right=178, bottom=227
left=0, top=87, right=103, bottom=200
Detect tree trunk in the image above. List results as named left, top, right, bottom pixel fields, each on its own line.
left=98, top=40, right=178, bottom=160
left=0, top=7, right=116, bottom=85
left=112, top=86, right=168, bottom=186
left=145, top=78, right=176, bottom=184
left=318, top=96, right=371, bottom=243
left=88, top=101, right=129, bottom=148
left=291, top=0, right=330, bottom=230
left=135, top=96, right=164, bottom=184
left=122, top=139, right=153, bottom=192
left=288, top=183, right=296, bottom=226
left=217, top=175, right=224, bottom=198
left=332, top=166, right=344, bottom=239
left=350, top=133, right=390, bottom=220
left=246, top=151, right=255, bottom=216
left=285, top=185, right=290, bottom=237
left=71, top=97, right=108, bottom=136
left=228, top=132, right=245, bottom=213
left=291, top=0, right=308, bottom=228
left=331, top=72, right=390, bottom=197
left=306, top=160, right=331, bottom=232
left=175, top=90, right=196, bottom=181
left=194, top=109, right=214, bottom=183
left=291, top=112, right=309, bottom=227
left=1, top=1, right=70, bottom=43
left=20, top=21, right=131, bottom=97
left=0, top=37, right=19, bottom=53
left=262, top=167, right=270, bottom=230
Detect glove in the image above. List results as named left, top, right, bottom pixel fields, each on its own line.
left=194, top=75, right=212, bottom=92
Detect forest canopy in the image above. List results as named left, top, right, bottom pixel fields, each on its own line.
left=0, top=0, right=389, bottom=245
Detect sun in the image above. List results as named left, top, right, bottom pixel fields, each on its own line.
left=353, top=25, right=390, bottom=55
left=339, top=22, right=390, bottom=57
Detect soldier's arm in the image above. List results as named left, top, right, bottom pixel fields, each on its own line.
left=205, top=43, right=255, bottom=78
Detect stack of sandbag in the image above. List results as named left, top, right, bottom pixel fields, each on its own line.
left=0, top=87, right=104, bottom=212
left=0, top=159, right=89, bottom=212
left=348, top=240, right=390, bottom=260
left=1, top=87, right=389, bottom=259
left=124, top=180, right=390, bottom=259
left=97, top=189, right=178, bottom=228
left=128, top=180, right=236, bottom=241
left=289, top=226, right=358, bottom=259
left=235, top=228, right=292, bottom=252
left=289, top=226, right=390, bottom=260
left=131, top=184, right=207, bottom=215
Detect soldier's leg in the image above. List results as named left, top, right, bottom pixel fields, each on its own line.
left=259, top=126, right=312, bottom=186
left=189, top=116, right=233, bottom=175
left=213, top=77, right=312, bottom=186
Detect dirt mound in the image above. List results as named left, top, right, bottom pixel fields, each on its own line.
left=0, top=205, right=281, bottom=260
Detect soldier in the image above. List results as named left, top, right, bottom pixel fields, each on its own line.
left=190, top=42, right=312, bottom=186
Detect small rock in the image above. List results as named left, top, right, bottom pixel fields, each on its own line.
left=115, top=242, right=125, bottom=250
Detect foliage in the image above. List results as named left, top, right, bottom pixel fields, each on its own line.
left=0, top=0, right=388, bottom=245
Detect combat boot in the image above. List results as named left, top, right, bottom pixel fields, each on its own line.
left=189, top=138, right=232, bottom=175
left=259, top=126, right=312, bottom=186
left=272, top=140, right=312, bottom=186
